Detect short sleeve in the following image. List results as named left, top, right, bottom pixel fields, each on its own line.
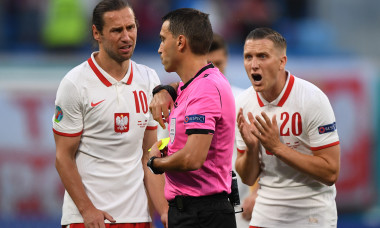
left=184, top=81, right=221, bottom=134
left=306, top=92, right=339, bottom=150
left=52, top=77, right=83, bottom=136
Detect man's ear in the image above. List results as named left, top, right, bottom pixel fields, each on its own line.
left=177, top=35, right=186, bottom=51
left=279, top=55, right=287, bottom=70
left=92, top=25, right=101, bottom=42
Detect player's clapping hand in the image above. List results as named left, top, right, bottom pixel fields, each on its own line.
left=82, top=205, right=115, bottom=228
left=253, top=112, right=282, bottom=155
left=237, top=108, right=260, bottom=151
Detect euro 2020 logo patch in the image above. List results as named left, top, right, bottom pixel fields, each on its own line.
left=54, top=106, right=63, bottom=123
left=115, top=113, right=129, bottom=133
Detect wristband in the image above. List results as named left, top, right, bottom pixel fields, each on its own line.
left=152, top=85, right=177, bottom=101
left=147, top=156, right=164, bottom=174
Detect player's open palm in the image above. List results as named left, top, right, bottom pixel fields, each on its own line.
left=253, top=112, right=281, bottom=154
left=237, top=108, right=259, bottom=151
left=82, top=206, right=115, bottom=228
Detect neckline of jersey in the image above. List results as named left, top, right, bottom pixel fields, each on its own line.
left=180, top=63, right=215, bottom=91
left=87, top=55, right=133, bottom=87
left=256, top=73, right=295, bottom=107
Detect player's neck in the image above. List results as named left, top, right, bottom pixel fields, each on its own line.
left=262, top=71, right=287, bottom=103
left=95, top=51, right=130, bottom=82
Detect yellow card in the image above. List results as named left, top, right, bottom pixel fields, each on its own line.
left=149, top=137, right=170, bottom=151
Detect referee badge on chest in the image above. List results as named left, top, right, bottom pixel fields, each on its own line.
left=170, top=118, right=176, bottom=143
left=115, top=113, right=129, bottom=133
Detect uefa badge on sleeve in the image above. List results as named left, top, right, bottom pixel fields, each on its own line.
left=54, top=106, right=63, bottom=123
left=318, top=122, right=337, bottom=134
left=115, top=113, right=129, bottom=133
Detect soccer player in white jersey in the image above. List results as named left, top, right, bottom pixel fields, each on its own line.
left=235, top=27, right=340, bottom=228
left=52, top=1, right=167, bottom=227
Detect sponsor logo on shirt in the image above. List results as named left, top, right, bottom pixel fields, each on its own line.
left=54, top=106, right=63, bottom=123
left=91, top=99, right=105, bottom=107
left=318, top=122, right=336, bottom=134
left=115, top=113, right=129, bottom=133
left=184, top=114, right=205, bottom=124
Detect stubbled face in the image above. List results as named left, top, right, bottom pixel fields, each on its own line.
left=207, top=49, right=227, bottom=74
left=158, top=20, right=179, bottom=72
left=243, top=38, right=286, bottom=98
left=93, top=7, right=137, bottom=63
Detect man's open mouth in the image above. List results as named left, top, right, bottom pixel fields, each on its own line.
left=252, top=74, right=262, bottom=82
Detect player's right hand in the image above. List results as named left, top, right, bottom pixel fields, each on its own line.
left=149, top=89, right=174, bottom=129
left=237, top=108, right=260, bottom=151
left=241, top=190, right=257, bottom=221
left=82, top=206, right=116, bottom=228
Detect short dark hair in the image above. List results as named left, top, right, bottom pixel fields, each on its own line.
left=209, top=33, right=228, bottom=55
left=162, top=8, right=213, bottom=55
left=92, top=0, right=137, bottom=34
left=246, top=27, right=287, bottom=51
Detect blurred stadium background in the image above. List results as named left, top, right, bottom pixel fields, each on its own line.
left=0, top=0, right=380, bottom=227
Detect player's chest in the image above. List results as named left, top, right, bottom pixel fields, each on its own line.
left=249, top=105, right=308, bottom=156
left=250, top=103, right=306, bottom=135
left=83, top=83, right=151, bottom=131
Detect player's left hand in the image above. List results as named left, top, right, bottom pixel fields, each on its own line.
left=252, top=112, right=282, bottom=155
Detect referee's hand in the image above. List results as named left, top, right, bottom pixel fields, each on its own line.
left=150, top=90, right=174, bottom=129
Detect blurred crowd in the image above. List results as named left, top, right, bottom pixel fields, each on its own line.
left=0, top=0, right=343, bottom=56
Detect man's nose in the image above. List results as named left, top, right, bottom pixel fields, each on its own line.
left=121, top=29, right=131, bottom=41
left=251, top=59, right=259, bottom=70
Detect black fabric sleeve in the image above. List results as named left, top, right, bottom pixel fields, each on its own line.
left=186, top=129, right=215, bottom=135
left=152, top=84, right=178, bottom=101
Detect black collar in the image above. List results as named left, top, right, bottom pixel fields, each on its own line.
left=180, top=63, right=215, bottom=91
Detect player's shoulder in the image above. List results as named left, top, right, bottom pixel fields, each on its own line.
left=131, top=60, right=160, bottom=85
left=60, top=60, right=89, bottom=85
left=131, top=60, right=158, bottom=77
left=235, top=86, right=256, bottom=107
left=293, top=75, right=330, bottom=104
left=294, top=76, right=325, bottom=95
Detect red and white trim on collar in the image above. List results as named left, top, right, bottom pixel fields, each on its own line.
left=256, top=74, right=295, bottom=107
left=87, top=57, right=134, bottom=87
